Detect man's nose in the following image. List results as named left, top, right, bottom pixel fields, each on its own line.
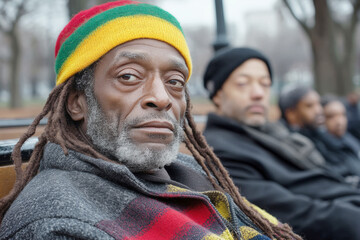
left=141, top=76, right=172, bottom=111
left=250, top=82, right=265, bottom=100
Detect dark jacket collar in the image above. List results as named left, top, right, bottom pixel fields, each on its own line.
left=205, top=113, right=326, bottom=170
left=205, top=112, right=248, bottom=134
left=318, top=131, right=360, bottom=153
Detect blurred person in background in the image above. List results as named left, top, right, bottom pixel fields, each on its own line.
left=203, top=47, right=360, bottom=240
left=322, top=95, right=349, bottom=138
left=344, top=91, right=360, bottom=141
left=278, top=86, right=324, bottom=135
left=317, top=95, right=360, bottom=187
left=280, top=87, right=360, bottom=186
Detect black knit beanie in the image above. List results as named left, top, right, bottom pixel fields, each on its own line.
left=203, top=47, right=272, bottom=99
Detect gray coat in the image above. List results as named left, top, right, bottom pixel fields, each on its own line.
left=0, top=143, right=274, bottom=240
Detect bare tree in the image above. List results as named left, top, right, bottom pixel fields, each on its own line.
left=67, top=0, right=99, bottom=19
left=282, top=0, right=360, bottom=95
left=0, top=0, right=27, bottom=108
left=67, top=0, right=133, bottom=19
left=184, top=26, right=213, bottom=96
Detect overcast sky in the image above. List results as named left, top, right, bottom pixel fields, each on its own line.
left=19, top=0, right=279, bottom=46
left=158, top=0, right=278, bottom=28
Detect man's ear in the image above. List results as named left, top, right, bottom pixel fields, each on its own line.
left=285, top=108, right=298, bottom=126
left=67, top=90, right=87, bottom=121
left=212, top=90, right=222, bottom=109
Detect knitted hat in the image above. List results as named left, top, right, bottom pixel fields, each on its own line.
left=55, top=0, right=192, bottom=86
left=203, top=47, right=272, bottom=99
left=278, top=85, right=312, bottom=119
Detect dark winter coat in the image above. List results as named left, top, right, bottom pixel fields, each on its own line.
left=345, top=100, right=360, bottom=141
left=315, top=131, right=360, bottom=185
left=203, top=113, right=360, bottom=240
left=298, top=127, right=360, bottom=187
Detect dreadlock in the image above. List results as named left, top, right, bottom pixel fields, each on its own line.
left=0, top=64, right=301, bottom=240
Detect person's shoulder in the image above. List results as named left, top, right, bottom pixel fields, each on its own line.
left=4, top=170, right=73, bottom=208
left=0, top=170, right=69, bottom=238
left=0, top=216, right=112, bottom=240
left=0, top=168, right=105, bottom=238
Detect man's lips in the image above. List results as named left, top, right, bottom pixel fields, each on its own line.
left=247, top=104, right=265, bottom=113
left=133, top=120, right=175, bottom=134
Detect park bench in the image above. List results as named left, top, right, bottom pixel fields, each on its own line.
left=0, top=138, right=37, bottom=198
left=0, top=118, right=46, bottom=198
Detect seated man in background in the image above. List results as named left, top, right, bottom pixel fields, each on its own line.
left=278, top=86, right=324, bottom=139
left=279, top=86, right=360, bottom=184
left=318, top=95, right=360, bottom=186
left=345, top=91, right=360, bottom=141
left=0, top=2, right=299, bottom=240
left=202, top=47, right=360, bottom=240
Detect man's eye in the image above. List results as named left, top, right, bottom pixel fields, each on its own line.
left=235, top=78, right=248, bottom=86
left=235, top=82, right=248, bottom=87
left=261, top=79, right=271, bottom=87
left=119, top=74, right=137, bottom=82
left=168, top=79, right=185, bottom=88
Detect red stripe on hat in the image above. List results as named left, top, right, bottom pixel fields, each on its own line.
left=55, top=0, right=138, bottom=57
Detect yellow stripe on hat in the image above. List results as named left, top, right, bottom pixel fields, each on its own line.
left=56, top=15, right=192, bottom=85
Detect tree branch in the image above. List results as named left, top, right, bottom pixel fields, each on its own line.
left=282, top=0, right=312, bottom=37
left=14, top=0, right=27, bottom=23
left=351, top=0, right=360, bottom=10
left=0, top=0, right=27, bottom=33
left=333, top=19, right=346, bottom=35
left=0, top=0, right=9, bottom=33
left=349, top=0, right=360, bottom=32
left=341, top=0, right=360, bottom=55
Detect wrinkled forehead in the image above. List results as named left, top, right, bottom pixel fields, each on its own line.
left=101, top=39, right=188, bottom=69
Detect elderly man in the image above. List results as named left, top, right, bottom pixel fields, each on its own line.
left=0, top=2, right=300, bottom=240
left=203, top=47, right=360, bottom=240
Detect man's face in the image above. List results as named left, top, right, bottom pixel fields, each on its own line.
left=324, top=101, right=347, bottom=137
left=213, top=59, right=271, bottom=127
left=294, top=91, right=324, bottom=129
left=84, top=39, right=188, bottom=172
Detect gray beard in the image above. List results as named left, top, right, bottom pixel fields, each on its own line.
left=85, top=91, right=183, bottom=173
